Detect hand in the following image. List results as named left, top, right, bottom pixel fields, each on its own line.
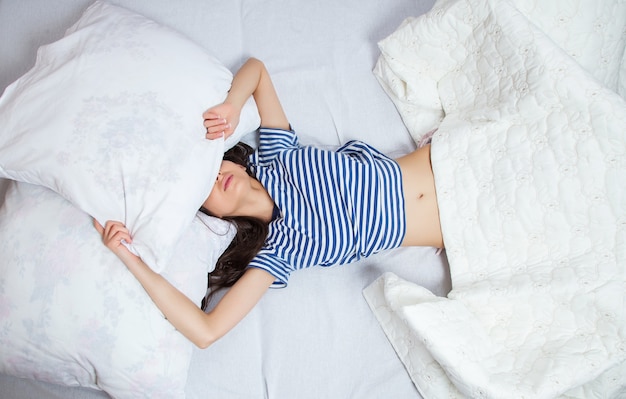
left=93, top=219, right=138, bottom=262
left=203, top=102, right=240, bottom=140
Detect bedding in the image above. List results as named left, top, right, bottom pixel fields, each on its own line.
left=365, top=0, right=626, bottom=397
left=0, top=0, right=446, bottom=398
left=0, top=180, right=234, bottom=398
left=0, top=1, right=259, bottom=272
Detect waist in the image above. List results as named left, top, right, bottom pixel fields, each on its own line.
left=396, top=144, right=443, bottom=248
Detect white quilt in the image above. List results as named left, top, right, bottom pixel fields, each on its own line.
left=364, top=0, right=626, bottom=398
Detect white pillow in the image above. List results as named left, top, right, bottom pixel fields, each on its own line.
left=0, top=180, right=235, bottom=398
left=0, top=0, right=259, bottom=272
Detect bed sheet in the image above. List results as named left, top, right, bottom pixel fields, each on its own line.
left=0, top=0, right=443, bottom=398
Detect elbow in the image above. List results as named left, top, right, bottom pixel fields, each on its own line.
left=193, top=331, right=219, bottom=349
left=246, top=56, right=262, bottom=65
left=186, top=310, right=229, bottom=349
left=192, top=321, right=225, bottom=349
left=245, top=57, right=265, bottom=72
left=194, top=339, right=213, bottom=350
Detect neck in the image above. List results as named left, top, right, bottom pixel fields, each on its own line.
left=244, top=179, right=275, bottom=223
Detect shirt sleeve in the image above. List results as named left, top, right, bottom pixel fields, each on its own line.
left=247, top=251, right=292, bottom=288
left=255, top=127, right=300, bottom=165
left=336, top=140, right=389, bottom=163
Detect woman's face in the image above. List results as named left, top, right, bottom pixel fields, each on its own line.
left=202, top=160, right=255, bottom=218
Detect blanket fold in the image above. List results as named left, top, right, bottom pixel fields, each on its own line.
left=365, top=0, right=626, bottom=397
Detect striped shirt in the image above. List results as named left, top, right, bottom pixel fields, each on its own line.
left=248, top=127, right=405, bottom=287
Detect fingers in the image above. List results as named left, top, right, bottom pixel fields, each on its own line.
left=204, top=122, right=231, bottom=140
left=204, top=116, right=230, bottom=138
left=203, top=103, right=236, bottom=140
left=203, top=114, right=227, bottom=126
left=93, top=219, right=132, bottom=247
left=93, top=219, right=104, bottom=234
left=206, top=131, right=225, bottom=140
left=202, top=108, right=222, bottom=119
left=202, top=110, right=221, bottom=120
left=202, top=111, right=227, bottom=127
left=104, top=221, right=132, bottom=244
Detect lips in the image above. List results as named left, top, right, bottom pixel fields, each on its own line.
left=223, top=174, right=233, bottom=191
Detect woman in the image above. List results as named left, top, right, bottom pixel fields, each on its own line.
left=94, top=58, right=443, bottom=349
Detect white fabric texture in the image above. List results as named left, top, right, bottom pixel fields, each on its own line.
left=0, top=181, right=235, bottom=398
left=0, top=1, right=259, bottom=272
left=0, top=0, right=446, bottom=398
left=365, top=0, right=626, bottom=397
left=374, top=0, right=626, bottom=143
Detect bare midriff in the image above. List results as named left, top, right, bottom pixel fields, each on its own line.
left=395, top=144, right=444, bottom=248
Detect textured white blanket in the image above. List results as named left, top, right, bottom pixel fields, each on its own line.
left=365, top=0, right=626, bottom=397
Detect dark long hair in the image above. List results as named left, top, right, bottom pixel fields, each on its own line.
left=200, top=142, right=269, bottom=310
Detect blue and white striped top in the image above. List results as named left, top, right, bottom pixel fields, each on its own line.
left=248, top=127, right=405, bottom=287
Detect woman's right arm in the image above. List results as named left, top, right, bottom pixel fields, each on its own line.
left=94, top=220, right=275, bottom=348
left=204, top=58, right=290, bottom=138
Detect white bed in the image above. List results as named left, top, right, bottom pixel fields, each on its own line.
left=2, top=0, right=625, bottom=398
left=0, top=1, right=447, bottom=398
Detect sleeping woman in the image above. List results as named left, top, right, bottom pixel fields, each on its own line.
left=94, top=57, right=443, bottom=349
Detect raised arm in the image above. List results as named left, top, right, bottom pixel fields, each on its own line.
left=94, top=220, right=274, bottom=348
left=204, top=57, right=289, bottom=138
